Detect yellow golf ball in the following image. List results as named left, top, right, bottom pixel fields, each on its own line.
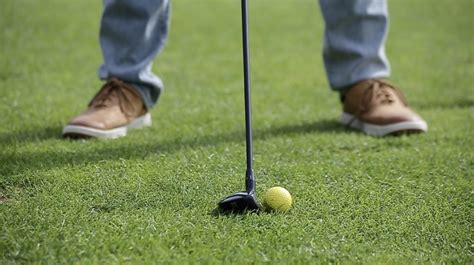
left=263, top=187, right=292, bottom=212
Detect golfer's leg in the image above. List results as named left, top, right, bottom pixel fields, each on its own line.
left=319, top=0, right=390, bottom=91
left=99, top=0, right=170, bottom=109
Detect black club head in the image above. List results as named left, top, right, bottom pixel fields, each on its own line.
left=218, top=191, right=260, bottom=213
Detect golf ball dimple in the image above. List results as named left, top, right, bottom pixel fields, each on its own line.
left=263, top=186, right=292, bottom=212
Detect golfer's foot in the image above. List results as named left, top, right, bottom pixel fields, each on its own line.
left=340, top=79, right=427, bottom=136
left=62, top=78, right=151, bottom=139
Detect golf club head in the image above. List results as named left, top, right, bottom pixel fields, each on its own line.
left=218, top=191, right=260, bottom=213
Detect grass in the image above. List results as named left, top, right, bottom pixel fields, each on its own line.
left=1, top=0, right=473, bottom=263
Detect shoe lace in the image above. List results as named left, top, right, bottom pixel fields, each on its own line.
left=347, top=79, right=408, bottom=126
left=360, top=79, right=407, bottom=112
left=88, top=78, right=137, bottom=117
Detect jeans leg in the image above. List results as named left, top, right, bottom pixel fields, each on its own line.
left=99, top=0, right=170, bottom=109
left=319, top=0, right=390, bottom=91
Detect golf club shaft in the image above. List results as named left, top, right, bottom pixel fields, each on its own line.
left=241, top=0, right=255, bottom=192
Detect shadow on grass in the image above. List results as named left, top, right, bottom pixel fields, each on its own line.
left=0, top=125, right=63, bottom=144
left=209, top=207, right=261, bottom=218
left=1, top=119, right=345, bottom=178
left=257, top=119, right=345, bottom=140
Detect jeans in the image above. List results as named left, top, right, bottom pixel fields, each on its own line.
left=99, top=0, right=390, bottom=109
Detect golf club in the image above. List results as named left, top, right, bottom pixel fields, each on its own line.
left=217, top=0, right=260, bottom=213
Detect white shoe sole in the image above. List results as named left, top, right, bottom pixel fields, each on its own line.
left=340, top=112, right=428, bottom=136
left=62, top=113, right=152, bottom=139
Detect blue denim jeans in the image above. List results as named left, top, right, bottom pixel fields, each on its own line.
left=99, top=0, right=389, bottom=109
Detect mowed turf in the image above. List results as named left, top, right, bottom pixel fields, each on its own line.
left=1, top=0, right=473, bottom=264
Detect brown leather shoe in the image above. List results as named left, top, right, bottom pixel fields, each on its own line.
left=340, top=79, right=427, bottom=136
left=62, top=78, right=151, bottom=139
